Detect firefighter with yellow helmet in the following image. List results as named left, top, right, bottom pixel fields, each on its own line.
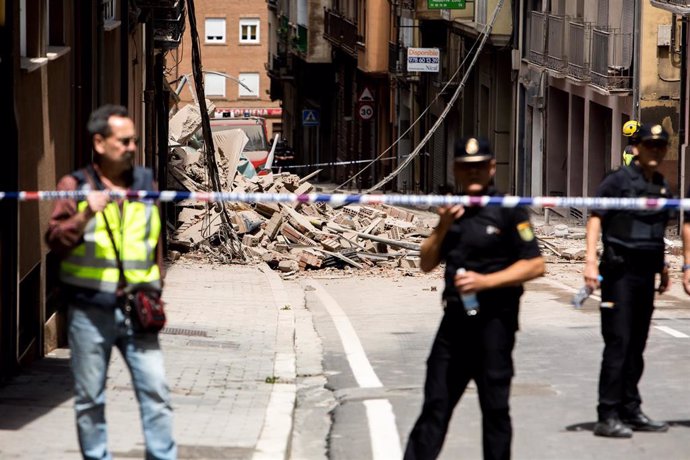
left=622, top=120, right=641, bottom=166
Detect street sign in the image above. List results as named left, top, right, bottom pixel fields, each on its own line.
left=407, top=48, right=440, bottom=72
left=359, top=87, right=375, bottom=102
left=302, top=109, right=319, bottom=127
left=427, top=0, right=465, bottom=9
left=358, top=103, right=374, bottom=121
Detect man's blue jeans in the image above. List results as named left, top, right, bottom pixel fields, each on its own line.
left=68, top=304, right=176, bottom=460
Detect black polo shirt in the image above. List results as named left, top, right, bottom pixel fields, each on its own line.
left=439, top=190, right=541, bottom=305
left=593, top=164, right=670, bottom=254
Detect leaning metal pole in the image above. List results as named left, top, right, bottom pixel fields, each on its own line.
left=185, top=0, right=245, bottom=261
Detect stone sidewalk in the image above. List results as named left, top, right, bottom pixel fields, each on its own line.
left=0, top=262, right=302, bottom=459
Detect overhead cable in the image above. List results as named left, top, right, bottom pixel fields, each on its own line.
left=364, top=0, right=505, bottom=193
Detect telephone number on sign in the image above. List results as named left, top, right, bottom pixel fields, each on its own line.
left=408, top=57, right=440, bottom=64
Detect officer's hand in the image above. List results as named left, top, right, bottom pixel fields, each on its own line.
left=438, top=205, right=464, bottom=227
left=85, top=191, right=109, bottom=215
left=658, top=265, right=670, bottom=294
left=583, top=261, right=600, bottom=291
left=455, top=270, right=486, bottom=294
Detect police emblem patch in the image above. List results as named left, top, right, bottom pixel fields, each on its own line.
left=466, top=138, right=479, bottom=155
left=517, top=221, right=534, bottom=242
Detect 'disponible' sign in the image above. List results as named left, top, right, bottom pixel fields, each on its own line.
left=428, top=0, right=465, bottom=9
left=407, top=48, right=440, bottom=72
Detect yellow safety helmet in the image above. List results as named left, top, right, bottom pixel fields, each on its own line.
left=622, top=120, right=641, bottom=137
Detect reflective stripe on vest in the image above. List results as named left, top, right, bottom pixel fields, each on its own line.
left=60, top=199, right=161, bottom=292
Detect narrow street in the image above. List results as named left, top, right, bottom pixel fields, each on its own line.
left=1, top=256, right=689, bottom=459
left=296, top=264, right=690, bottom=459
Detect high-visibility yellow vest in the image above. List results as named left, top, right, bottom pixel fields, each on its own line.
left=60, top=174, right=161, bottom=293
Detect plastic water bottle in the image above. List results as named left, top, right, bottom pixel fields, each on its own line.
left=456, top=268, right=479, bottom=316
left=572, top=275, right=603, bottom=308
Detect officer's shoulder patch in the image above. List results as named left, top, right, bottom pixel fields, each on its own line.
left=517, top=221, right=535, bottom=242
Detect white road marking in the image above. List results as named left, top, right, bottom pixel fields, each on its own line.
left=364, top=400, right=403, bottom=460
left=307, top=280, right=403, bottom=459
left=654, top=325, right=689, bottom=338
left=253, top=266, right=296, bottom=460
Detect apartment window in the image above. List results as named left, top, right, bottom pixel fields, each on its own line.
left=205, top=73, right=226, bottom=97
left=239, top=19, right=260, bottom=44
left=20, top=0, right=45, bottom=57
left=238, top=73, right=260, bottom=97
left=205, top=18, right=226, bottom=43
left=20, top=0, right=69, bottom=70
left=48, top=0, right=66, bottom=46
left=102, top=0, right=120, bottom=30
left=476, top=0, right=487, bottom=26
left=597, top=0, right=609, bottom=27
left=103, top=0, right=116, bottom=22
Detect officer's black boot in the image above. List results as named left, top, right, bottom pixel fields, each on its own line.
left=593, top=417, right=633, bottom=438
left=621, top=410, right=669, bottom=432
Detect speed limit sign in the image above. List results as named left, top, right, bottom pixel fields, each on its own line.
left=358, top=103, right=374, bottom=121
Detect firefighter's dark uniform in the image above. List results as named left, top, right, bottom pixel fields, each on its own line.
left=404, top=189, right=541, bottom=460
left=593, top=164, right=670, bottom=422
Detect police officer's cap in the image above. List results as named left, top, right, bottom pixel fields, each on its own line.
left=454, top=137, right=494, bottom=163
left=637, top=124, right=669, bottom=145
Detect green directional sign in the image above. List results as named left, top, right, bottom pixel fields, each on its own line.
left=428, top=0, right=465, bottom=9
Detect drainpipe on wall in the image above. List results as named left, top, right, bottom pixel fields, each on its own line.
left=0, top=0, right=19, bottom=381
left=512, top=0, right=525, bottom=195
left=155, top=53, right=169, bottom=254
left=631, top=0, right=641, bottom=120
left=144, top=20, right=155, bottom=168
left=120, top=0, right=129, bottom=106
left=680, top=18, right=688, bottom=231
left=96, top=0, right=105, bottom=105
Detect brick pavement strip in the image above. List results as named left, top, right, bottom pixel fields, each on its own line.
left=0, top=262, right=297, bottom=460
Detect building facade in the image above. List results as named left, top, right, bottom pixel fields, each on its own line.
left=519, top=0, right=679, bottom=205
left=0, top=0, right=180, bottom=380
left=171, top=0, right=282, bottom=137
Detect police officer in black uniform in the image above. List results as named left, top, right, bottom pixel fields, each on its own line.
left=584, top=123, right=671, bottom=438
left=404, top=138, right=545, bottom=460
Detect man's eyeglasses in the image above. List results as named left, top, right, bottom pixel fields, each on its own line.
left=115, top=136, right=139, bottom=147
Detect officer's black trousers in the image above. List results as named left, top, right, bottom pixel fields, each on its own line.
left=404, top=304, right=517, bottom=460
left=598, top=263, right=655, bottom=420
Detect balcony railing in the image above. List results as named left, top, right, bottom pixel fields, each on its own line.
left=545, top=14, right=567, bottom=72
left=324, top=8, right=358, bottom=58
left=103, top=0, right=116, bottom=22
left=590, top=28, right=632, bottom=91
left=291, top=24, right=308, bottom=55
left=567, top=21, right=590, bottom=81
left=267, top=0, right=277, bottom=11
left=650, top=0, right=690, bottom=14
left=528, top=11, right=547, bottom=66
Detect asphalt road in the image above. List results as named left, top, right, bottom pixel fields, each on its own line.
left=297, top=266, right=690, bottom=460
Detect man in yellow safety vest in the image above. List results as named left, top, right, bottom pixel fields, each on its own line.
left=46, top=105, right=176, bottom=459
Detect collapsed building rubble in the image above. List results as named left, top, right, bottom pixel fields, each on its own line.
left=166, top=104, right=433, bottom=272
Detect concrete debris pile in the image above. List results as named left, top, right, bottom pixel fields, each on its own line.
left=166, top=103, right=432, bottom=272
left=169, top=172, right=432, bottom=272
